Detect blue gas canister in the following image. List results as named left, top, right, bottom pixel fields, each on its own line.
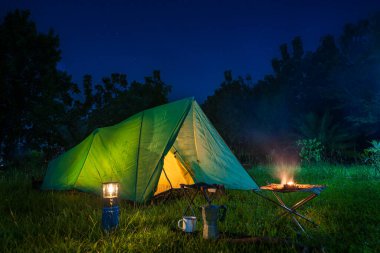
left=102, top=206, right=120, bottom=231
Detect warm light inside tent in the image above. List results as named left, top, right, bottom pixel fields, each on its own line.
left=103, top=182, right=119, bottom=199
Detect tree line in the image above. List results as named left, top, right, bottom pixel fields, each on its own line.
left=203, top=13, right=380, bottom=163
left=0, top=10, right=171, bottom=166
left=1, top=9, right=379, bottom=167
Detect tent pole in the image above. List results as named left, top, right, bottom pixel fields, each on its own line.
left=162, top=167, right=173, bottom=190
left=171, top=146, right=195, bottom=180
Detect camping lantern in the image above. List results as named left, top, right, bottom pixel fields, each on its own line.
left=102, top=182, right=120, bottom=232
left=103, top=182, right=119, bottom=205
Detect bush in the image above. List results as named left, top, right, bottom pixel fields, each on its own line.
left=296, top=138, right=324, bottom=163
left=363, top=140, right=380, bottom=175
left=10, top=150, right=46, bottom=175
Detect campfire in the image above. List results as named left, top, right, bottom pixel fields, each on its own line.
left=260, top=180, right=326, bottom=193
left=258, top=163, right=325, bottom=193
left=283, top=180, right=295, bottom=188
left=256, top=173, right=327, bottom=234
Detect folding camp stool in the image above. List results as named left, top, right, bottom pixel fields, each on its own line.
left=180, top=183, right=224, bottom=216
left=255, top=184, right=326, bottom=234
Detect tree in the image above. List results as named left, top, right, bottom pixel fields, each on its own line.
left=63, top=71, right=171, bottom=145
left=203, top=71, right=253, bottom=144
left=335, top=13, right=380, bottom=144
left=0, top=10, right=78, bottom=161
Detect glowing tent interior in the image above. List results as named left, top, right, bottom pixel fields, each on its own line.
left=42, top=98, right=259, bottom=203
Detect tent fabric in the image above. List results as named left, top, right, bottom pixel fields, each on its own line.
left=42, top=98, right=259, bottom=203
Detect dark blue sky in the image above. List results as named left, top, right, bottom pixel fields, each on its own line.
left=1, top=0, right=380, bottom=102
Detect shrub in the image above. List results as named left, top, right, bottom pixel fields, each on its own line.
left=296, top=138, right=324, bottom=163
left=10, top=150, right=46, bottom=175
left=363, top=140, right=380, bottom=175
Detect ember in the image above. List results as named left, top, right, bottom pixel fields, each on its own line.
left=283, top=182, right=297, bottom=190
left=260, top=183, right=326, bottom=193
left=284, top=181, right=295, bottom=188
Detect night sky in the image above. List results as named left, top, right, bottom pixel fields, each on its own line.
left=1, top=0, right=380, bottom=102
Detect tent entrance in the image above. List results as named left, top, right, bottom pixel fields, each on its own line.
left=154, top=150, right=194, bottom=195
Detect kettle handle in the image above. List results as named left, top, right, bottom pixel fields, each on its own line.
left=219, top=205, right=227, bottom=222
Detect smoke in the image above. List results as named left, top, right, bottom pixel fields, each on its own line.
left=271, top=151, right=300, bottom=184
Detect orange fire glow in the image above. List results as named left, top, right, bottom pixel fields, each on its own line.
left=275, top=162, right=299, bottom=186
left=279, top=171, right=295, bottom=185
left=286, top=180, right=294, bottom=186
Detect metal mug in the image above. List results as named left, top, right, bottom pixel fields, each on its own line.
left=177, top=216, right=197, bottom=233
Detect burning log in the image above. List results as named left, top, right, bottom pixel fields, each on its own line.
left=260, top=183, right=326, bottom=193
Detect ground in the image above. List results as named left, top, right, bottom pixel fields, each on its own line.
left=0, top=164, right=379, bottom=252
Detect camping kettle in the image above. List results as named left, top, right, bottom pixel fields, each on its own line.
left=201, top=204, right=227, bottom=239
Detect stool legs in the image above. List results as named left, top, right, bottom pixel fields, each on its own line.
left=270, top=192, right=318, bottom=230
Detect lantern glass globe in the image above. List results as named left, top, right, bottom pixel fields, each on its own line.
left=102, top=182, right=119, bottom=199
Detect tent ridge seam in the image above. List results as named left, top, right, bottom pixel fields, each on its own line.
left=98, top=132, right=119, bottom=182
left=192, top=101, right=200, bottom=162
left=134, top=112, right=144, bottom=201
left=73, top=130, right=97, bottom=188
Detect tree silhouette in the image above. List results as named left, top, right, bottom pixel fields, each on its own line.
left=0, top=10, right=78, bottom=161
left=60, top=71, right=172, bottom=147
left=204, top=13, right=380, bottom=162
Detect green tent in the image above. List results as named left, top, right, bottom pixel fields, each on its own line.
left=42, top=98, right=258, bottom=203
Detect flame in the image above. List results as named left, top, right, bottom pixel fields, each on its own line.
left=103, top=182, right=119, bottom=198
left=279, top=169, right=295, bottom=185
left=107, top=184, right=115, bottom=195
left=274, top=161, right=299, bottom=185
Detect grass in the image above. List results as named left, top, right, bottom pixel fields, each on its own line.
left=0, top=164, right=379, bottom=252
